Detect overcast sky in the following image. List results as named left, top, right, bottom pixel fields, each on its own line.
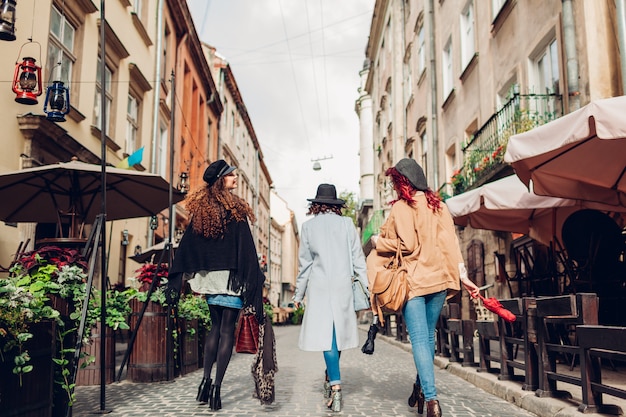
left=186, top=0, right=373, bottom=227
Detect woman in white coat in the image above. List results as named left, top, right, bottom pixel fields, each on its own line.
left=293, top=183, right=368, bottom=412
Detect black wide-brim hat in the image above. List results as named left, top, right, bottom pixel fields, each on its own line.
left=307, top=183, right=345, bottom=205
left=203, top=159, right=236, bottom=186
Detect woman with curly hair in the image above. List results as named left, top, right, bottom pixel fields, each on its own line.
left=366, top=158, right=479, bottom=417
left=167, top=159, right=265, bottom=410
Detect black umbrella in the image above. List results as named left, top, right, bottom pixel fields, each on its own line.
left=0, top=160, right=184, bottom=236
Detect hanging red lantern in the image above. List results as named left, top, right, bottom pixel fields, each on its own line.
left=13, top=56, right=42, bottom=105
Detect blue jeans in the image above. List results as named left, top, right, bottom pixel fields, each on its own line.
left=323, top=327, right=341, bottom=386
left=402, top=290, right=447, bottom=401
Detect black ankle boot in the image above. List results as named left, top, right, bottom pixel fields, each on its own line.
left=196, top=377, right=211, bottom=402
left=408, top=381, right=425, bottom=414
left=209, top=385, right=221, bottom=410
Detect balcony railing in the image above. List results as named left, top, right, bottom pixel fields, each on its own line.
left=362, top=209, right=385, bottom=245
left=451, top=93, right=563, bottom=195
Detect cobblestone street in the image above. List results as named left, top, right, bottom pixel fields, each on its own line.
left=72, top=325, right=537, bottom=417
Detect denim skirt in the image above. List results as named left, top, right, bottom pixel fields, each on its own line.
left=205, top=294, right=243, bottom=309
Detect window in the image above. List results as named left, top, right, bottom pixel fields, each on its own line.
left=442, top=38, right=453, bottom=98
left=417, top=24, right=426, bottom=75
left=126, top=95, right=138, bottom=155
left=533, top=39, right=559, bottom=94
left=492, top=0, right=506, bottom=19
left=158, top=125, right=168, bottom=177
left=496, top=79, right=518, bottom=109
left=94, top=57, right=112, bottom=134
left=46, top=5, right=75, bottom=83
left=132, top=0, right=143, bottom=17
left=420, top=130, right=428, bottom=176
left=460, top=2, right=475, bottom=69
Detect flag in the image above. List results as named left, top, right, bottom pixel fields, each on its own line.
left=116, top=147, right=144, bottom=169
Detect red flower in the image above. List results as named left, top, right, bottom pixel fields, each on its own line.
left=15, top=245, right=88, bottom=275
left=135, top=263, right=169, bottom=287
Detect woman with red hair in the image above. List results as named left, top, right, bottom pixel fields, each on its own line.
left=366, top=158, right=479, bottom=417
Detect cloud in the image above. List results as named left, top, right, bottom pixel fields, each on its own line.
left=187, top=0, right=373, bottom=227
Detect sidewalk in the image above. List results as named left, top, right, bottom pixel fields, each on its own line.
left=376, top=328, right=626, bottom=417
left=72, top=324, right=537, bottom=416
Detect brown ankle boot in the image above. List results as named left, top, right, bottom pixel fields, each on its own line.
left=426, top=399, right=442, bottom=417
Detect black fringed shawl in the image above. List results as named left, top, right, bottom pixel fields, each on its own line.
left=168, top=219, right=265, bottom=324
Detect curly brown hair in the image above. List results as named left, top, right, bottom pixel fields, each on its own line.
left=185, top=177, right=255, bottom=238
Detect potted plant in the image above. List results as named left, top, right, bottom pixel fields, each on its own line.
left=127, top=263, right=173, bottom=382
left=0, top=245, right=90, bottom=415
left=177, top=293, right=211, bottom=374
left=76, top=286, right=134, bottom=386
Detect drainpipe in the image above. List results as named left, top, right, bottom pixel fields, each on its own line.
left=148, top=0, right=164, bottom=245
left=616, top=0, right=626, bottom=94
left=151, top=0, right=164, bottom=174
left=427, top=0, right=439, bottom=188
left=562, top=0, right=580, bottom=111
left=401, top=0, right=408, bottom=152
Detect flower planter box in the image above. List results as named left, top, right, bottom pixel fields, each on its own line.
left=75, top=323, right=116, bottom=386
left=179, top=319, right=199, bottom=375
left=128, top=299, right=174, bottom=382
left=0, top=321, right=56, bottom=417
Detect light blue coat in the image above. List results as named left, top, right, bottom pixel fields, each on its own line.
left=294, top=213, right=368, bottom=351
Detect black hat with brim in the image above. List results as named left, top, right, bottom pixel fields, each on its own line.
left=203, top=159, right=236, bottom=186
left=307, top=183, right=345, bottom=205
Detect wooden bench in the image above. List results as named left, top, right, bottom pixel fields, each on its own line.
left=497, top=297, right=538, bottom=391
left=476, top=319, right=500, bottom=373
left=577, top=325, right=626, bottom=415
left=534, top=293, right=598, bottom=398
left=379, top=312, right=408, bottom=343
left=436, top=303, right=461, bottom=361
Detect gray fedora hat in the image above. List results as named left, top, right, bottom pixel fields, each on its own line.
left=307, top=183, right=345, bottom=205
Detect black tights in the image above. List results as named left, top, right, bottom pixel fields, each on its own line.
left=203, top=305, right=239, bottom=386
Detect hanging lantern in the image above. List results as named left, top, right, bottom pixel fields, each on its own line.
left=13, top=57, right=42, bottom=105
left=149, top=215, right=158, bottom=230
left=43, top=81, right=70, bottom=122
left=0, top=0, right=16, bottom=41
left=178, top=172, right=189, bottom=194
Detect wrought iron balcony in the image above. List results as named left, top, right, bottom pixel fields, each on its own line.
left=450, top=93, right=563, bottom=195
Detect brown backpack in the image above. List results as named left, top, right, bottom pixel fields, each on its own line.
left=371, top=244, right=409, bottom=325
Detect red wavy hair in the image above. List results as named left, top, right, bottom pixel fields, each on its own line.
left=385, top=166, right=442, bottom=213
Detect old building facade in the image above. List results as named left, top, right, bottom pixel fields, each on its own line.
left=0, top=1, right=290, bottom=299
left=359, top=0, right=625, bottom=313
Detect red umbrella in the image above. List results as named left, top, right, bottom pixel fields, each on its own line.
left=476, top=294, right=516, bottom=323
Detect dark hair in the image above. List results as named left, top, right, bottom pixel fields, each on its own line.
left=307, top=202, right=343, bottom=216
left=385, top=166, right=442, bottom=213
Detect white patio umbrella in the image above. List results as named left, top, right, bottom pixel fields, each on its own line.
left=445, top=175, right=621, bottom=246
left=503, top=95, right=626, bottom=207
